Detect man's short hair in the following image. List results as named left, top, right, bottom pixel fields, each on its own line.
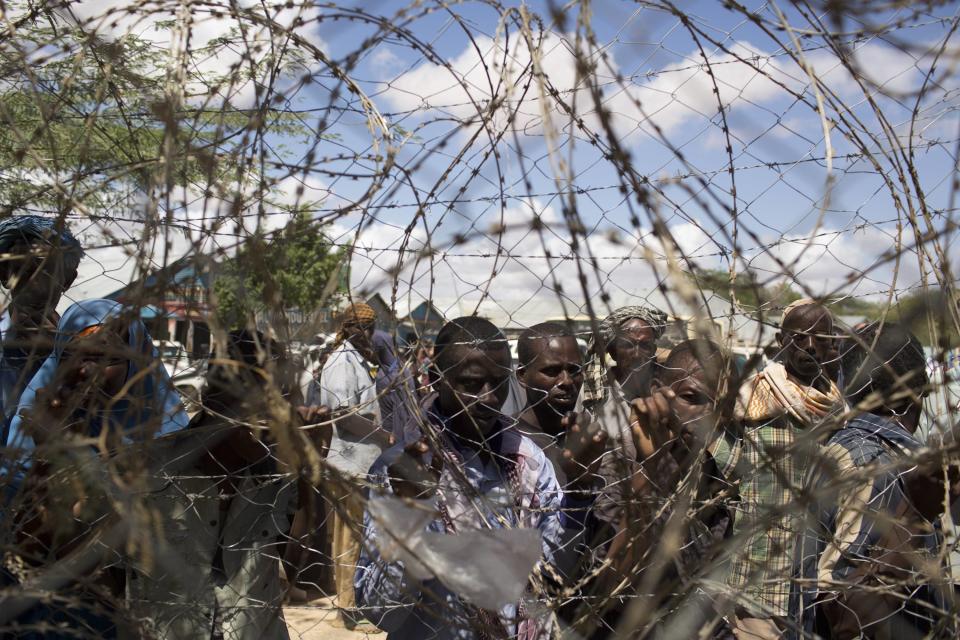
left=0, top=215, right=84, bottom=287
left=433, top=316, right=509, bottom=372
left=841, top=322, right=928, bottom=411
left=658, top=339, right=725, bottom=384
left=780, top=299, right=832, bottom=330
left=517, top=322, right=575, bottom=369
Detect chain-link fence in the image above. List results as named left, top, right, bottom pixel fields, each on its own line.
left=1, top=0, right=959, bottom=638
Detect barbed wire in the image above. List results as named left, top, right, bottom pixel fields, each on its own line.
left=1, top=0, right=960, bottom=639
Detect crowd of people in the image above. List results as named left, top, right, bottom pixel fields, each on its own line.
left=0, top=214, right=956, bottom=639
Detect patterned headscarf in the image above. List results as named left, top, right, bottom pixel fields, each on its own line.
left=335, top=301, right=378, bottom=350
left=0, top=215, right=84, bottom=280
left=340, top=302, right=377, bottom=328
left=582, top=305, right=669, bottom=406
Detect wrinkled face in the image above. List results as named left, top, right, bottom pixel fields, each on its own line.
left=0, top=242, right=71, bottom=315
left=519, top=336, right=583, bottom=418
left=778, top=307, right=834, bottom=384
left=436, top=345, right=512, bottom=439
left=655, top=359, right=717, bottom=452
left=608, top=318, right=657, bottom=386
left=55, top=326, right=130, bottom=411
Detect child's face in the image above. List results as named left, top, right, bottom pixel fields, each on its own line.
left=437, top=345, right=512, bottom=440
left=55, top=326, right=130, bottom=410
left=655, top=360, right=716, bottom=451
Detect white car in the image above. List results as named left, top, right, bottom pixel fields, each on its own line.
left=152, top=340, right=205, bottom=414
left=153, top=340, right=190, bottom=376
left=174, top=377, right=203, bottom=414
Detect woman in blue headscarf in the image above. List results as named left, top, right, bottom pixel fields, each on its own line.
left=0, top=298, right=189, bottom=638
left=4, top=298, right=188, bottom=476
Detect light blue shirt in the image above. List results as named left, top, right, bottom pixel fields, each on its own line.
left=312, top=341, right=383, bottom=476
left=0, top=310, right=51, bottom=447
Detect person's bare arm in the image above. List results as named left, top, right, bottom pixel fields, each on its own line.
left=594, top=390, right=685, bottom=584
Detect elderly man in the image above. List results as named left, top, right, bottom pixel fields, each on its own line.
left=578, top=305, right=668, bottom=429
left=576, top=306, right=669, bottom=513
left=721, top=298, right=844, bottom=635
left=573, top=306, right=670, bottom=532
left=310, top=302, right=392, bottom=627
left=0, top=215, right=83, bottom=440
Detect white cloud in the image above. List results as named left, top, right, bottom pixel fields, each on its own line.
left=381, top=31, right=588, bottom=136
left=379, top=36, right=793, bottom=141
left=739, top=223, right=939, bottom=310
left=340, top=200, right=708, bottom=326
left=605, top=42, right=788, bottom=138
left=378, top=30, right=948, bottom=150
left=328, top=196, right=943, bottom=340
left=369, top=47, right=403, bottom=73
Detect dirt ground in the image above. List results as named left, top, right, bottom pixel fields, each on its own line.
left=283, top=596, right=386, bottom=640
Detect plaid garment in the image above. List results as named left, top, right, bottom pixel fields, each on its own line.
left=714, top=362, right=843, bottom=618
left=790, top=414, right=953, bottom=639
left=712, top=414, right=804, bottom=618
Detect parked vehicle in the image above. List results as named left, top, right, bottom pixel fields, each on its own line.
left=152, top=339, right=205, bottom=414
left=153, top=340, right=190, bottom=376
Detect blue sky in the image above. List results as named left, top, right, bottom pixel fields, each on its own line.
left=50, top=0, right=960, bottom=328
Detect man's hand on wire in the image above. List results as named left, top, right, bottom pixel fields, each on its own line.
left=297, top=404, right=331, bottom=425
left=388, top=438, right=442, bottom=500
left=560, top=411, right=607, bottom=489
left=628, top=389, right=677, bottom=462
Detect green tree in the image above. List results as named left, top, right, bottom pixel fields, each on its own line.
left=690, top=267, right=889, bottom=324
left=213, top=212, right=346, bottom=329
left=884, top=289, right=960, bottom=348
left=0, top=2, right=315, bottom=214
left=690, top=267, right=802, bottom=313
